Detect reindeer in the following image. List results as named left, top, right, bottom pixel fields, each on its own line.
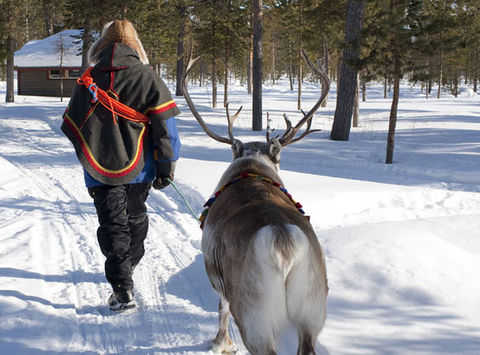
left=182, top=50, right=329, bottom=355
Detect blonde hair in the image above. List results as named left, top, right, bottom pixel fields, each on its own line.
left=88, top=19, right=149, bottom=65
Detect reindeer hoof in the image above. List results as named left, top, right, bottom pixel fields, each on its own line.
left=211, top=338, right=237, bottom=354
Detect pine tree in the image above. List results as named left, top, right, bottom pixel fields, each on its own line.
left=0, top=0, right=7, bottom=81
left=356, top=0, right=425, bottom=162
left=271, top=1, right=299, bottom=92
left=0, top=0, right=60, bottom=82
left=175, top=0, right=187, bottom=96
left=1, top=0, right=21, bottom=102
left=330, top=0, right=364, bottom=141
left=191, top=0, right=225, bottom=108
left=42, top=0, right=59, bottom=36
left=449, top=0, right=479, bottom=92
left=302, top=0, right=344, bottom=108
left=1, top=0, right=474, bottom=113
left=383, top=0, right=423, bottom=163
left=191, top=0, right=249, bottom=108
left=64, top=0, right=109, bottom=71
left=252, top=0, right=263, bottom=131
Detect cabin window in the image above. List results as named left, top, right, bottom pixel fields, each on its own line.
left=48, top=69, right=63, bottom=79
left=67, top=70, right=81, bottom=78
left=48, top=69, right=80, bottom=79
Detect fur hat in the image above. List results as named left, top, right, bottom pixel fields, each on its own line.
left=88, top=19, right=149, bottom=65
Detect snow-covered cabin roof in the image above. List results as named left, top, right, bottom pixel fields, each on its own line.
left=15, top=29, right=83, bottom=68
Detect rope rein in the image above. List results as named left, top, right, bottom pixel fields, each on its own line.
left=166, top=178, right=200, bottom=221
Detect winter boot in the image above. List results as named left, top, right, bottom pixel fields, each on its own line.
left=108, top=290, right=136, bottom=311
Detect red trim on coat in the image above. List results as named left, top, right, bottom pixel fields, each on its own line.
left=145, top=101, right=177, bottom=116
left=63, top=115, right=145, bottom=178
left=79, top=102, right=99, bottom=129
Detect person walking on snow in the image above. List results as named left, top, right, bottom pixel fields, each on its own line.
left=61, top=19, right=181, bottom=311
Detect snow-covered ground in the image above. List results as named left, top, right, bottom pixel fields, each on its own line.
left=1, top=77, right=479, bottom=354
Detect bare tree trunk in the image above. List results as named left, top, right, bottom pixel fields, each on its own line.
left=424, top=61, right=428, bottom=99
left=6, top=0, right=17, bottom=103
left=247, top=44, right=253, bottom=94
left=336, top=54, right=341, bottom=83
left=24, top=1, right=30, bottom=42
left=288, top=42, right=294, bottom=91
left=437, top=49, right=443, bottom=99
left=321, top=35, right=329, bottom=107
left=297, top=0, right=303, bottom=111
left=43, top=0, right=54, bottom=36
left=288, top=59, right=294, bottom=90
left=297, top=53, right=302, bottom=110
left=212, top=56, right=217, bottom=108
left=252, top=0, right=263, bottom=131
left=6, top=35, right=15, bottom=103
left=352, top=73, right=359, bottom=127
left=428, top=63, right=433, bottom=95
left=81, top=20, right=92, bottom=72
left=361, top=75, right=366, bottom=102
left=60, top=70, right=64, bottom=102
left=211, top=19, right=217, bottom=108
left=465, top=54, right=469, bottom=85
left=331, top=0, right=364, bottom=141
left=386, top=39, right=401, bottom=164
left=384, top=58, right=388, bottom=99
left=271, top=36, right=276, bottom=85
left=59, top=34, right=64, bottom=102
left=454, top=70, right=458, bottom=98
left=474, top=39, right=478, bottom=93
left=175, top=2, right=186, bottom=96
left=224, top=41, right=230, bottom=107
left=224, top=0, right=233, bottom=106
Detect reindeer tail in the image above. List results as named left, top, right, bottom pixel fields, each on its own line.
left=252, top=224, right=327, bottom=352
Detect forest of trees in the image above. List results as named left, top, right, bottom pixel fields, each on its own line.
left=0, top=0, right=478, bottom=160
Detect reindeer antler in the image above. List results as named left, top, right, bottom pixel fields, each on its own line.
left=275, top=49, right=330, bottom=146
left=183, top=46, right=329, bottom=147
left=226, top=103, right=242, bottom=142
left=182, top=49, right=242, bottom=145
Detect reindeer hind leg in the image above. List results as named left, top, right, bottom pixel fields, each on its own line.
left=235, top=302, right=279, bottom=355
left=212, top=296, right=236, bottom=354
left=234, top=246, right=287, bottom=354
left=297, top=329, right=315, bottom=355
left=285, top=247, right=327, bottom=355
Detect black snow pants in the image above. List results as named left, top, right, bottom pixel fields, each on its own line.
left=88, top=182, right=151, bottom=292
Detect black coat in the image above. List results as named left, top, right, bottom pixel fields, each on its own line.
left=62, top=43, right=180, bottom=185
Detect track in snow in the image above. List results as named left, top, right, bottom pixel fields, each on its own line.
left=0, top=106, right=246, bottom=354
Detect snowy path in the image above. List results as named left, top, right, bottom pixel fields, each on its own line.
left=1, top=84, right=480, bottom=354
left=0, top=102, right=215, bottom=354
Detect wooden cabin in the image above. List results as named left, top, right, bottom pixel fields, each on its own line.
left=14, top=30, right=83, bottom=97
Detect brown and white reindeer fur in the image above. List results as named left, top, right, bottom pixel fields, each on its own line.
left=202, top=142, right=328, bottom=355
left=182, top=49, right=330, bottom=355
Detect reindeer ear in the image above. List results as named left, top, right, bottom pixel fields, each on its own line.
left=268, top=138, right=282, bottom=163
left=231, top=139, right=243, bottom=159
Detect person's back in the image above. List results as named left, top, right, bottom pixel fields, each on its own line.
left=61, top=19, right=181, bottom=311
